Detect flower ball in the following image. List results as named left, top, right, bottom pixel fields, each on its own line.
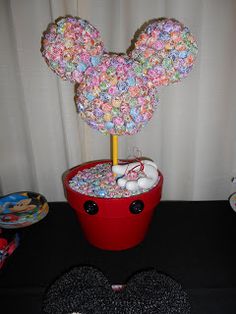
left=41, top=16, right=104, bottom=83
left=130, top=18, right=198, bottom=86
left=76, top=54, right=159, bottom=135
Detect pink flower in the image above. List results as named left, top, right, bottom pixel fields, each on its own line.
left=129, top=86, right=139, bottom=97
left=137, top=97, right=146, bottom=105
left=120, top=104, right=129, bottom=114
left=80, top=53, right=90, bottom=63
left=108, top=86, right=118, bottom=95
left=113, top=117, right=124, bottom=126
left=102, top=103, right=112, bottom=112
left=154, top=40, right=164, bottom=50
left=147, top=69, right=157, bottom=78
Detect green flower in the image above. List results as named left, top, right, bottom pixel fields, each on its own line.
left=162, top=58, right=172, bottom=69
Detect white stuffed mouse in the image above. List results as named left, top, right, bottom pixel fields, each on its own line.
left=112, top=160, right=159, bottom=192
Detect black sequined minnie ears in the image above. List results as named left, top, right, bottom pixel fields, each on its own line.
left=43, top=266, right=190, bottom=314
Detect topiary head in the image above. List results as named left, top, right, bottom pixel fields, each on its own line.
left=41, top=16, right=197, bottom=136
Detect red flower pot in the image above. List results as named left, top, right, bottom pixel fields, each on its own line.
left=63, top=160, right=163, bottom=250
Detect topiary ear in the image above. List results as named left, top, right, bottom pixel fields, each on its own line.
left=41, top=16, right=105, bottom=83
left=129, top=18, right=198, bottom=87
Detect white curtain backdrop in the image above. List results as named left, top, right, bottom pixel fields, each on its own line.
left=0, top=0, right=236, bottom=201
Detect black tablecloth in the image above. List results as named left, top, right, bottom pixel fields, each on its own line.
left=0, top=201, right=236, bottom=313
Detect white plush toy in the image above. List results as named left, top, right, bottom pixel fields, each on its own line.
left=112, top=160, right=159, bottom=192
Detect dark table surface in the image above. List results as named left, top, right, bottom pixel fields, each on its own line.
left=0, top=201, right=236, bottom=313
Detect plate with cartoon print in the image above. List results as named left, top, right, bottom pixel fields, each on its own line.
left=0, top=192, right=49, bottom=228
left=229, top=192, right=236, bottom=212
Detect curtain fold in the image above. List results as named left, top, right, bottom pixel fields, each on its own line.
left=0, top=0, right=235, bottom=201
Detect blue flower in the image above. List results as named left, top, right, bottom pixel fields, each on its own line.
left=169, top=50, right=179, bottom=61
left=94, top=108, right=103, bottom=117
left=91, top=56, right=101, bottom=67
left=127, top=77, right=136, bottom=86
left=130, top=108, right=139, bottom=119
left=159, top=32, right=170, bottom=41
left=117, top=81, right=128, bottom=92
left=126, top=121, right=135, bottom=130
left=105, top=122, right=114, bottom=130
left=77, top=62, right=87, bottom=72
left=86, top=93, right=95, bottom=101
left=111, top=59, right=119, bottom=66
left=179, top=51, right=188, bottom=59
left=77, top=103, right=84, bottom=112
left=100, top=92, right=111, bottom=102
left=97, top=189, right=107, bottom=197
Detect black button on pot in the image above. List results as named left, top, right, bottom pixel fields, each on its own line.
left=129, top=200, right=144, bottom=214
left=84, top=200, right=99, bottom=215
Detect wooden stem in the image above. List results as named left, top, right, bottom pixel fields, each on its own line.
left=112, top=135, right=118, bottom=166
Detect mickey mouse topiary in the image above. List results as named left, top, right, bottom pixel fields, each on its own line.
left=41, top=16, right=197, bottom=249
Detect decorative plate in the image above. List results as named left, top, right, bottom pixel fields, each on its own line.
left=229, top=192, right=236, bottom=212
left=0, top=192, right=49, bottom=228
